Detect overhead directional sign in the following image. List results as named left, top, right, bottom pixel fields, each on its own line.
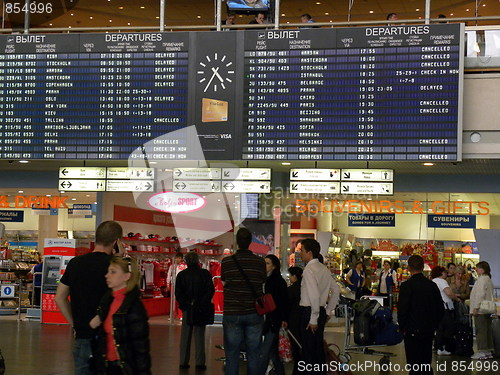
left=221, top=168, right=271, bottom=180
left=341, top=169, right=394, bottom=181
left=106, top=167, right=155, bottom=179
left=106, top=180, right=154, bottom=192
left=341, top=182, right=393, bottom=195
left=173, top=181, right=221, bottom=193
left=59, top=167, right=106, bottom=179
left=290, top=182, right=340, bottom=194
left=222, top=181, right=270, bottom=193
left=290, top=169, right=340, bottom=181
left=58, top=179, right=106, bottom=192
left=173, top=168, right=221, bottom=180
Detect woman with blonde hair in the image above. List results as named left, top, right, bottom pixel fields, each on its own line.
left=470, top=261, right=495, bottom=360
left=448, top=265, right=470, bottom=301
left=90, top=256, right=151, bottom=374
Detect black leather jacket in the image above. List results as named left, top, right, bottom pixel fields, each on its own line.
left=94, top=287, right=151, bottom=375
left=263, top=269, right=289, bottom=333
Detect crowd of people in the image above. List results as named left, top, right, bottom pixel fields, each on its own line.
left=52, top=220, right=496, bottom=375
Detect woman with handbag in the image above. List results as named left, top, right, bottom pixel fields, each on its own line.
left=259, top=255, right=289, bottom=375
left=470, top=261, right=495, bottom=360
left=175, top=251, right=215, bottom=370
left=89, top=256, right=151, bottom=375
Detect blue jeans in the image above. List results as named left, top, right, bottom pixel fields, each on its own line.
left=223, top=313, right=263, bottom=375
left=260, top=330, right=285, bottom=375
left=73, top=338, right=93, bottom=375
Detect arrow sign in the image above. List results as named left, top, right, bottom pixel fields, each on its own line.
left=60, top=181, right=72, bottom=189
left=289, top=181, right=340, bottom=194
left=173, top=168, right=221, bottom=180
left=222, top=181, right=270, bottom=193
left=221, top=168, right=271, bottom=180
left=58, top=180, right=106, bottom=192
left=175, top=182, right=187, bottom=190
left=341, top=169, right=394, bottom=181
left=58, top=167, right=106, bottom=179
left=340, top=182, right=394, bottom=195
left=289, top=169, right=340, bottom=181
left=106, top=180, right=155, bottom=192
left=173, top=181, right=221, bottom=193
left=106, top=167, right=155, bottom=180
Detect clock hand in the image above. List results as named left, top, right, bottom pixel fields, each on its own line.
left=211, top=67, right=224, bottom=83
left=204, top=70, right=217, bottom=92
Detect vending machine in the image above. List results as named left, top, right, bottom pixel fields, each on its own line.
left=41, top=238, right=91, bottom=324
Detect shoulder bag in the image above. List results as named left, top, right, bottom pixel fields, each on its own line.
left=478, top=284, right=496, bottom=315
left=232, top=255, right=276, bottom=315
left=479, top=300, right=496, bottom=315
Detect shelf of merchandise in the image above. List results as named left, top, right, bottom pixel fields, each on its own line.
left=123, top=239, right=223, bottom=317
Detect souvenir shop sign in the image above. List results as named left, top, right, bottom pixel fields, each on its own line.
left=148, top=191, right=206, bottom=214
left=348, top=214, right=395, bottom=227
left=427, top=215, right=476, bottom=228
left=295, top=199, right=490, bottom=215
left=0, top=210, right=24, bottom=222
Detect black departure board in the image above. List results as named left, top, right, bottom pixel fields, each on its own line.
left=242, top=25, right=463, bottom=161
left=0, top=25, right=464, bottom=161
left=0, top=32, right=189, bottom=160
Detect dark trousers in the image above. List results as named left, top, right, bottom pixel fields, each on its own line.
left=299, top=306, right=326, bottom=375
left=435, top=309, right=455, bottom=352
left=404, top=332, right=434, bottom=375
left=106, top=361, right=123, bottom=375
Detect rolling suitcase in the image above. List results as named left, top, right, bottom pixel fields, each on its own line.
left=354, top=314, right=373, bottom=345
left=453, top=323, right=474, bottom=357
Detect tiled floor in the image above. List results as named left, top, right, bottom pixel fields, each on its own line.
left=0, top=314, right=498, bottom=375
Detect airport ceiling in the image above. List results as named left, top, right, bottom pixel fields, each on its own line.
left=2, top=0, right=500, bottom=29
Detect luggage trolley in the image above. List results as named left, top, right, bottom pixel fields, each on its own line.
left=337, top=296, right=396, bottom=367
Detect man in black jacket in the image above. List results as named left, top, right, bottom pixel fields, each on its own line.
left=175, top=251, right=215, bottom=370
left=398, top=255, right=445, bottom=375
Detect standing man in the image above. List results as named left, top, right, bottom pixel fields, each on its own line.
left=298, top=239, right=339, bottom=374
left=398, top=255, right=444, bottom=375
left=221, top=227, right=266, bottom=375
left=175, top=251, right=215, bottom=370
left=55, top=220, right=124, bottom=375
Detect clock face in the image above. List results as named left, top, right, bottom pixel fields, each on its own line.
left=197, top=53, right=235, bottom=93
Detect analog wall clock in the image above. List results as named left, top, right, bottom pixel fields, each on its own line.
left=197, top=53, right=235, bottom=93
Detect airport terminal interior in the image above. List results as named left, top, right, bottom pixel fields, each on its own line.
left=1, top=1, right=500, bottom=374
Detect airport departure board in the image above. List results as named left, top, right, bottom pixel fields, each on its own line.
left=0, top=24, right=464, bottom=161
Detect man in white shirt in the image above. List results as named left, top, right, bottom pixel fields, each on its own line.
left=298, top=239, right=339, bottom=373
